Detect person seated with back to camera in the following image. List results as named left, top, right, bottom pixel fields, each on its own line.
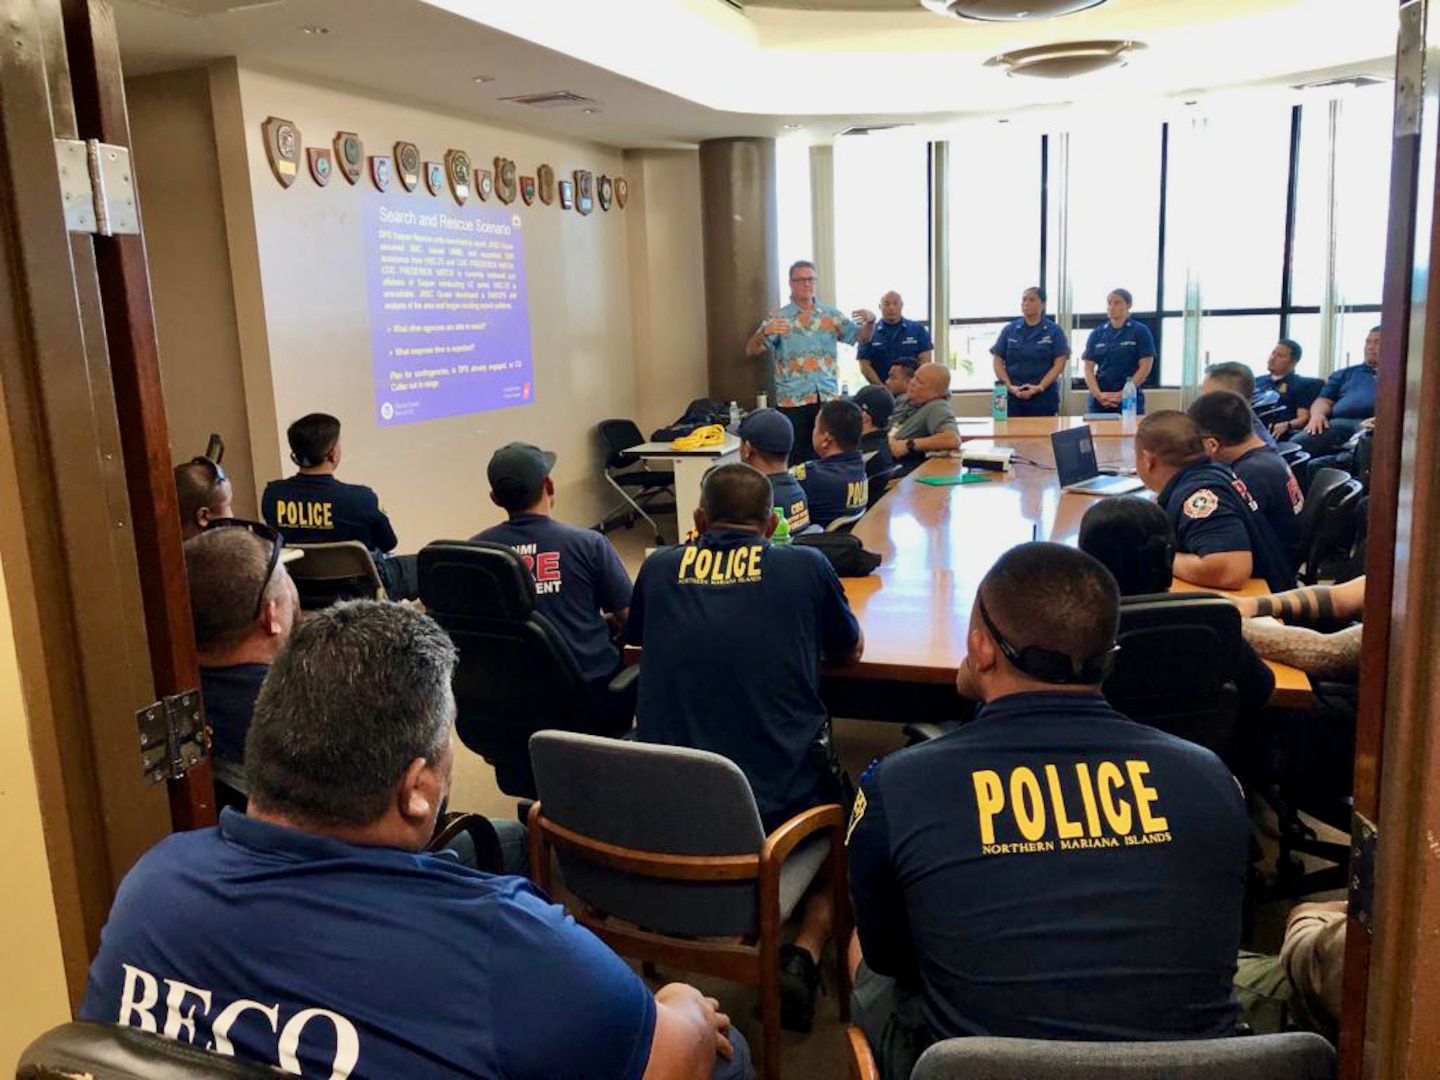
left=737, top=407, right=811, bottom=532
left=1202, top=363, right=1281, bottom=450
left=81, top=600, right=749, bottom=1080
left=472, top=442, right=636, bottom=734
left=261, top=412, right=419, bottom=600
left=1077, top=496, right=1275, bottom=730
left=887, top=362, right=961, bottom=473
left=791, top=398, right=869, bottom=529
left=846, top=543, right=1250, bottom=1080
left=625, top=463, right=864, bottom=1033
left=854, top=385, right=897, bottom=479
left=174, top=456, right=235, bottom=540
left=1188, top=390, right=1306, bottom=564
left=185, top=521, right=300, bottom=810
left=1135, top=411, right=1297, bottom=593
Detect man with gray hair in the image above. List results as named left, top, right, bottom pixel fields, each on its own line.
left=82, top=601, right=751, bottom=1080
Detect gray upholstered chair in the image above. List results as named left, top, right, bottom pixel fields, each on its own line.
left=528, top=730, right=850, bottom=1080
left=900, top=1032, right=1336, bottom=1080
left=17, top=1021, right=283, bottom=1079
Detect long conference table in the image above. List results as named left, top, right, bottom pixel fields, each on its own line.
left=820, top=415, right=1314, bottom=716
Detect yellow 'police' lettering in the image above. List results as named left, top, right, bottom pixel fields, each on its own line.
left=678, top=547, right=698, bottom=577
left=276, top=500, right=333, bottom=530
left=694, top=549, right=714, bottom=578
left=1096, top=762, right=1133, bottom=835
left=1045, top=764, right=1085, bottom=840
left=1127, top=760, right=1169, bottom=833
left=677, top=544, right=765, bottom=586
left=1073, top=763, right=1103, bottom=836
left=973, top=770, right=1005, bottom=846
left=846, top=481, right=866, bottom=509
left=1010, top=768, right=1045, bottom=841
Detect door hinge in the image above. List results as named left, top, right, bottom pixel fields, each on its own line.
left=136, top=689, right=208, bottom=785
left=1350, top=812, right=1378, bottom=935
left=55, top=138, right=139, bottom=236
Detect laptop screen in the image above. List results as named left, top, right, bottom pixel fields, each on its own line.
left=1051, top=426, right=1099, bottom=487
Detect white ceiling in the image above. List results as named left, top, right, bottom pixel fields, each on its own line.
left=114, top=0, right=1399, bottom=149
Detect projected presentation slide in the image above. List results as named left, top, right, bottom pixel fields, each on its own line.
left=365, top=198, right=533, bottom=427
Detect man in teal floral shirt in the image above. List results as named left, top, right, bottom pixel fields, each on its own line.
left=747, top=260, right=875, bottom=464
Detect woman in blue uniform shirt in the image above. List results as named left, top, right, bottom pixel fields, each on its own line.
left=991, top=286, right=1071, bottom=417
left=1082, top=287, right=1156, bottom=414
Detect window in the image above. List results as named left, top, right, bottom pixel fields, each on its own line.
left=1065, top=125, right=1163, bottom=312
left=951, top=321, right=1011, bottom=392
left=775, top=136, right=812, bottom=308
left=833, top=134, right=930, bottom=320
left=1161, top=314, right=1279, bottom=387
left=949, top=127, right=1043, bottom=319
left=1333, top=85, right=1394, bottom=308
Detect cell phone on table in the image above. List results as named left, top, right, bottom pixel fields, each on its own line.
left=205, top=433, right=224, bottom=464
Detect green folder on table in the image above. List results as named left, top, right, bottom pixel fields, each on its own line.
left=916, top=473, right=994, bottom=486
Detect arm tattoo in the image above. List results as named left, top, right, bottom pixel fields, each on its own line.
left=1259, top=585, right=1337, bottom=626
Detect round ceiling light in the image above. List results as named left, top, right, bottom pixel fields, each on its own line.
left=921, top=0, right=1109, bottom=20
left=987, top=39, right=1142, bottom=79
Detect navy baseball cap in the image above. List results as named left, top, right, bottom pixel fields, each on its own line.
left=738, top=408, right=794, bottom=455
left=854, top=385, right=895, bottom=428
left=487, top=442, right=556, bottom=505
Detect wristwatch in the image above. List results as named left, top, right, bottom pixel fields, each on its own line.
left=906, top=438, right=917, bottom=456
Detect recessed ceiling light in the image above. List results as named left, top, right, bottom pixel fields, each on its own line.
left=300, top=24, right=329, bottom=34
left=472, top=75, right=495, bottom=84
left=583, top=108, right=601, bottom=115
left=987, top=39, right=1143, bottom=79
left=922, top=0, right=1108, bottom=19
left=783, top=123, right=805, bottom=130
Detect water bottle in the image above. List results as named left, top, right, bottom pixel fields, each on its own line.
left=772, top=507, right=790, bottom=545
left=728, top=400, right=742, bottom=432
left=1120, top=379, right=1138, bottom=433
left=756, top=391, right=768, bottom=410
left=992, top=381, right=1009, bottom=421
left=841, top=381, right=851, bottom=398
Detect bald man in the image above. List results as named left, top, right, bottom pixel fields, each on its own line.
left=888, top=362, right=960, bottom=470
left=858, top=291, right=934, bottom=386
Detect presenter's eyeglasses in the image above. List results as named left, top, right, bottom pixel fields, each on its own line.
left=204, top=518, right=285, bottom=620
left=189, top=456, right=228, bottom=485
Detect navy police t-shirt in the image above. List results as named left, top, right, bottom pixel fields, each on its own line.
left=200, top=664, right=268, bottom=766
left=80, top=810, right=657, bottom=1079
left=1159, top=460, right=1296, bottom=591
left=1229, top=446, right=1304, bottom=561
left=473, top=514, right=632, bottom=683
left=262, top=474, right=398, bottom=553
left=847, top=692, right=1247, bottom=1044
left=1256, top=373, right=1324, bottom=424
left=626, top=530, right=861, bottom=829
left=791, top=451, right=867, bottom=529
left=769, top=470, right=811, bottom=532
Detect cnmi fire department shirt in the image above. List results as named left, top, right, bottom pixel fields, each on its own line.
left=80, top=810, right=657, bottom=1080
left=262, top=474, right=398, bottom=553
left=848, top=692, right=1247, bottom=1044
left=1159, top=460, right=1296, bottom=592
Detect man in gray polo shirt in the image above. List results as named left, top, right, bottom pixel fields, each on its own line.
left=889, top=363, right=961, bottom=471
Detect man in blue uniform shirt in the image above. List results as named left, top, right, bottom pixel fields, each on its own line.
left=473, top=442, right=635, bottom=733
left=791, top=399, right=868, bottom=529
left=1137, top=411, right=1297, bottom=592
left=738, top=408, right=810, bottom=531
left=1202, top=363, right=1281, bottom=450
left=1255, top=339, right=1324, bottom=439
left=626, top=463, right=863, bottom=1032
left=858, top=292, right=934, bottom=386
left=1292, top=325, right=1382, bottom=456
left=1189, top=391, right=1305, bottom=563
left=82, top=601, right=750, bottom=1080
left=261, top=412, right=418, bottom=599
left=847, top=543, right=1248, bottom=1080
left=1081, top=288, right=1156, bottom=413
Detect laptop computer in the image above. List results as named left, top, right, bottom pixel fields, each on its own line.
left=1051, top=425, right=1146, bottom=496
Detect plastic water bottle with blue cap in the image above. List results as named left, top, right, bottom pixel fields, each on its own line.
left=728, top=400, right=742, bottom=432
left=1120, top=379, right=1138, bottom=433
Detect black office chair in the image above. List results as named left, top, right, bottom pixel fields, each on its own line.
left=595, top=419, right=675, bottom=545
left=1103, top=592, right=1244, bottom=760
left=419, top=541, right=637, bottom=799
left=1251, top=388, right=1287, bottom=430
left=1296, top=469, right=1364, bottom=584
left=17, top=1022, right=282, bottom=1079
left=866, top=463, right=903, bottom=510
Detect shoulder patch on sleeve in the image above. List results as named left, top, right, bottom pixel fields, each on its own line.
left=790, top=463, right=808, bottom=481
left=1183, top=489, right=1220, bottom=520
left=846, top=787, right=868, bottom=846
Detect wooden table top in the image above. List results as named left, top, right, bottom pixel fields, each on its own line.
left=833, top=439, right=1313, bottom=707
left=955, top=415, right=1134, bottom=440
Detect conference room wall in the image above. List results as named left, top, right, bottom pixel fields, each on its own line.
left=206, top=65, right=664, bottom=550
left=947, top=387, right=1182, bottom=416
left=0, top=562, right=72, bottom=1061
left=128, top=68, right=259, bottom=518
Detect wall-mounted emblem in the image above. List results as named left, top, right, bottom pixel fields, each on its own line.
left=262, top=116, right=300, bottom=188
left=334, top=132, right=363, bottom=185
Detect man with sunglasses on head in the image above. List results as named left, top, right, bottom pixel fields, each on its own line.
left=262, top=412, right=418, bottom=599
left=846, top=543, right=1249, bottom=1080
left=185, top=520, right=300, bottom=808
left=174, top=456, right=235, bottom=540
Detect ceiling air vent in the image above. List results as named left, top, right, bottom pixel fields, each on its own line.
left=987, top=40, right=1142, bottom=79
left=126, top=0, right=285, bottom=14
left=837, top=123, right=916, bottom=136
left=1293, top=74, right=1392, bottom=91
left=499, top=91, right=600, bottom=110
left=922, top=0, right=1108, bottom=20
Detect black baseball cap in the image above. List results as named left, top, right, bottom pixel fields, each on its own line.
left=487, top=442, right=556, bottom=506
left=854, top=385, right=895, bottom=428
left=737, top=408, right=794, bottom=455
